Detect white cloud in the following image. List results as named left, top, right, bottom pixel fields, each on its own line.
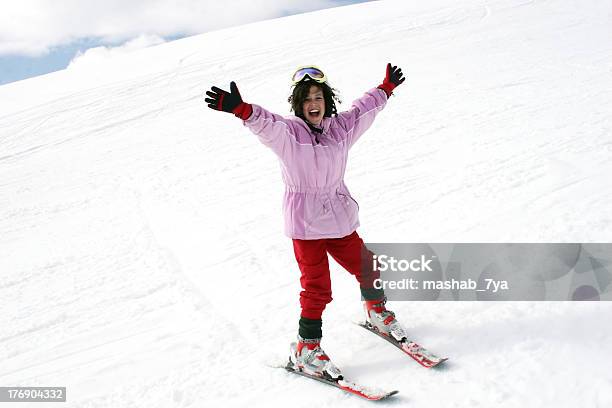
left=0, top=0, right=345, bottom=57
left=67, top=34, right=165, bottom=69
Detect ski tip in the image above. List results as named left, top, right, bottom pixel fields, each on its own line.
left=427, top=357, right=449, bottom=368
left=380, top=390, right=400, bottom=400
left=338, top=386, right=399, bottom=401
left=363, top=390, right=399, bottom=401
left=338, top=380, right=399, bottom=401
left=388, top=390, right=400, bottom=397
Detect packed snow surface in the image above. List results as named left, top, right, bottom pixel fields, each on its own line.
left=1, top=0, right=611, bottom=406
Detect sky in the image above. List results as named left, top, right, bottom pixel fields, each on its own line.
left=0, top=0, right=372, bottom=85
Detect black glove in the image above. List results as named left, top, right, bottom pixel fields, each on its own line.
left=204, top=81, right=252, bottom=120
left=205, top=81, right=243, bottom=113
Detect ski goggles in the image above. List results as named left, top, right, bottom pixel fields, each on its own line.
left=291, top=66, right=327, bottom=84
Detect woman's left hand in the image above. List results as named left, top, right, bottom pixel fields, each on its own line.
left=378, top=63, right=405, bottom=97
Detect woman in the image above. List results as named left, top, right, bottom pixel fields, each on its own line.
left=205, top=64, right=407, bottom=379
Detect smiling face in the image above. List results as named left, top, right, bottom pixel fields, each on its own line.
left=302, top=85, right=326, bottom=126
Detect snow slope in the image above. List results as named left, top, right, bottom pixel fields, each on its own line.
left=1, top=0, right=612, bottom=407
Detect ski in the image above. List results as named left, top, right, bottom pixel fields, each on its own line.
left=283, top=360, right=398, bottom=401
left=357, top=321, right=448, bottom=368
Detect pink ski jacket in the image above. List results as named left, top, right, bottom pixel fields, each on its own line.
left=243, top=87, right=388, bottom=240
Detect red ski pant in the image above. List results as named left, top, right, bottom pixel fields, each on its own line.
left=292, top=230, right=382, bottom=320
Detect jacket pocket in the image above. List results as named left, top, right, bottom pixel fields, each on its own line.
left=336, top=190, right=360, bottom=229
left=347, top=194, right=360, bottom=211
left=304, top=196, right=339, bottom=236
left=337, top=191, right=359, bottom=211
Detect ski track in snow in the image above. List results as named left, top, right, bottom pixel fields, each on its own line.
left=1, top=0, right=612, bottom=407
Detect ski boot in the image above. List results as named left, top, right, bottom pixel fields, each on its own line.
left=288, top=336, right=343, bottom=380
left=364, top=298, right=408, bottom=342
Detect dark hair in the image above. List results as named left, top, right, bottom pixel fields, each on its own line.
left=288, top=80, right=341, bottom=121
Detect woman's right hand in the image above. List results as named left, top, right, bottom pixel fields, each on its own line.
left=205, top=81, right=252, bottom=120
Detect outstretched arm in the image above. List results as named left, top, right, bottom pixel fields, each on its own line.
left=204, top=81, right=295, bottom=157
left=337, top=63, right=405, bottom=148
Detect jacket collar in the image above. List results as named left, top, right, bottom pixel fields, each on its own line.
left=297, top=116, right=331, bottom=134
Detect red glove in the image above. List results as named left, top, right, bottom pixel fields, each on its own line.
left=378, top=63, right=405, bottom=97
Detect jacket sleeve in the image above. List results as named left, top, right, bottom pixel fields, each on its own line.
left=242, top=104, right=295, bottom=157
left=335, top=87, right=388, bottom=148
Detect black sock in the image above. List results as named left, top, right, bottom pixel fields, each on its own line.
left=298, top=317, right=323, bottom=339
left=360, top=287, right=385, bottom=301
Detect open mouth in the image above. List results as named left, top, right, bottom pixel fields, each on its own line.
left=308, top=109, right=320, bottom=118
